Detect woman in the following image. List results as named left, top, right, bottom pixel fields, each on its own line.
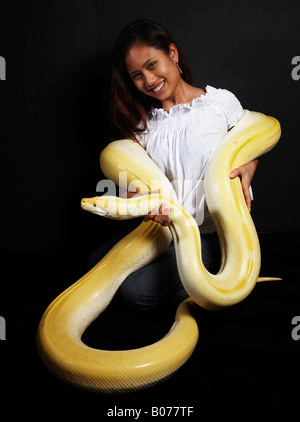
left=89, top=19, right=259, bottom=310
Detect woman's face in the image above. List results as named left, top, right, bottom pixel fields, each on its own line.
left=125, top=44, right=181, bottom=105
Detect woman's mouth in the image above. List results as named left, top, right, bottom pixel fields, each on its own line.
left=151, top=80, right=165, bottom=94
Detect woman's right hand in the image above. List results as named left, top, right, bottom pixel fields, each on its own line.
left=125, top=189, right=171, bottom=227
left=143, top=202, right=171, bottom=226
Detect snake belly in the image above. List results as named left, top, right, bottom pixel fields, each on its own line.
left=36, top=110, right=281, bottom=393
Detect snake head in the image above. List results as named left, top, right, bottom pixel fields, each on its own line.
left=81, top=196, right=109, bottom=216
left=81, top=196, right=135, bottom=219
left=81, top=194, right=180, bottom=221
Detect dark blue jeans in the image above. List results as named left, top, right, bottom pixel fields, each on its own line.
left=88, top=225, right=220, bottom=310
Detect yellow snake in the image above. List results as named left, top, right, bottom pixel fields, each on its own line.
left=36, top=110, right=281, bottom=393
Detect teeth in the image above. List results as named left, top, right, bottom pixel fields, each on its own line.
left=153, top=81, right=164, bottom=92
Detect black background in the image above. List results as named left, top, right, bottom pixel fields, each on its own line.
left=1, top=0, right=300, bottom=408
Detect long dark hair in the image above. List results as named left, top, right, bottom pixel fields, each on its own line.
left=110, top=19, right=192, bottom=140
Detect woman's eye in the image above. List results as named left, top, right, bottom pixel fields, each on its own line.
left=133, top=73, right=141, bottom=80
left=148, top=62, right=156, bottom=69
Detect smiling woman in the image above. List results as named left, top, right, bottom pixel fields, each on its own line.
left=87, top=19, right=261, bottom=310
left=125, top=44, right=180, bottom=97
left=110, top=19, right=192, bottom=140
left=125, top=44, right=204, bottom=112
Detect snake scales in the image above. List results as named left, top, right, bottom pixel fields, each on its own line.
left=36, top=110, right=281, bottom=393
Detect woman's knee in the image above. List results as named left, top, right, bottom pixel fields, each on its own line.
left=119, top=275, right=160, bottom=310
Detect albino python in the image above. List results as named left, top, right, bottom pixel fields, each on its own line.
left=37, top=110, right=281, bottom=393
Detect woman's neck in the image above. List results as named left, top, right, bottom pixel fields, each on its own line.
left=161, top=81, right=205, bottom=112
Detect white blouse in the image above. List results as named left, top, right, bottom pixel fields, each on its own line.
left=136, top=85, right=244, bottom=233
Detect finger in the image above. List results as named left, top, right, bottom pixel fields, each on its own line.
left=153, top=215, right=170, bottom=226
left=149, top=208, right=159, bottom=216
left=141, top=190, right=151, bottom=196
left=144, top=210, right=157, bottom=222
left=144, top=215, right=171, bottom=226
left=163, top=218, right=171, bottom=226
left=159, top=203, right=170, bottom=215
left=143, top=205, right=160, bottom=222
left=242, top=185, right=252, bottom=212
left=230, top=168, right=241, bottom=178
left=143, top=189, right=160, bottom=196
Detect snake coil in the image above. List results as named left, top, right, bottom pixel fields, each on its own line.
left=37, top=110, right=281, bottom=393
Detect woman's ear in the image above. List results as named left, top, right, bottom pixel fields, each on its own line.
left=169, top=43, right=179, bottom=63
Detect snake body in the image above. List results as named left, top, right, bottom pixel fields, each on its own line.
left=37, top=110, right=281, bottom=393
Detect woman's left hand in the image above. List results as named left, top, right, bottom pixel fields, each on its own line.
left=229, top=159, right=259, bottom=212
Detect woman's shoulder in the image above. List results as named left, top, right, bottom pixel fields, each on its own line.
left=205, top=85, right=240, bottom=102
left=204, top=85, right=243, bottom=128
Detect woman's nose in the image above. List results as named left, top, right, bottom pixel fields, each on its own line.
left=144, top=71, right=156, bottom=88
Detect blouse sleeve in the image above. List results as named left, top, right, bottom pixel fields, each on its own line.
left=207, top=85, right=244, bottom=129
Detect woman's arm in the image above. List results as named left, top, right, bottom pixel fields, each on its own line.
left=230, top=158, right=259, bottom=212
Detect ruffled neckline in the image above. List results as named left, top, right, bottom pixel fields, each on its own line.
left=151, top=85, right=212, bottom=118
